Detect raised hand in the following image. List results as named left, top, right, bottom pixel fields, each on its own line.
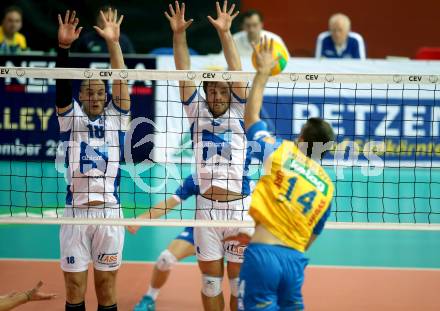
left=165, top=1, right=193, bottom=33
left=93, top=8, right=124, bottom=43
left=207, top=1, right=239, bottom=33
left=252, top=37, right=278, bottom=76
left=57, top=10, right=82, bottom=48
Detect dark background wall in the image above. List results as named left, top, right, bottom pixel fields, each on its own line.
left=0, top=0, right=241, bottom=54
left=241, top=0, right=440, bottom=58
left=1, top=0, right=439, bottom=58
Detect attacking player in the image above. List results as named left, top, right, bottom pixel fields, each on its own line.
left=166, top=1, right=253, bottom=310
left=55, top=9, right=130, bottom=311
left=237, top=37, right=335, bottom=310
left=128, top=175, right=198, bottom=311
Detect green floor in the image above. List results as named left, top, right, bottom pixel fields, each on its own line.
left=1, top=161, right=440, bottom=268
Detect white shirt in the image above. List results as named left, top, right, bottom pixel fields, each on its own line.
left=183, top=90, right=251, bottom=195
left=232, top=30, right=288, bottom=58
left=58, top=100, right=130, bottom=206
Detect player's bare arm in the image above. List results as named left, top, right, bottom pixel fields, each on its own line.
left=127, top=197, right=180, bottom=234
left=56, top=10, right=82, bottom=114
left=244, top=37, right=277, bottom=130
left=208, top=1, right=247, bottom=98
left=94, top=8, right=131, bottom=112
left=165, top=1, right=196, bottom=102
left=0, top=281, right=56, bottom=311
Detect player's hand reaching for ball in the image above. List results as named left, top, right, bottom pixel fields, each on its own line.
left=208, top=1, right=239, bottom=34
left=252, top=36, right=278, bottom=76
left=165, top=1, right=193, bottom=34
left=93, top=8, right=123, bottom=43
left=57, top=10, right=83, bottom=49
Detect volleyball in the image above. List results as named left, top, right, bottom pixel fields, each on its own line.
left=252, top=39, right=289, bottom=76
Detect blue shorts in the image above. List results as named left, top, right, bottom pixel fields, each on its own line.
left=238, top=243, right=308, bottom=311
left=175, top=227, right=194, bottom=245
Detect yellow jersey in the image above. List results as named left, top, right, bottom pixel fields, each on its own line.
left=247, top=120, right=334, bottom=252
left=0, top=26, right=27, bottom=53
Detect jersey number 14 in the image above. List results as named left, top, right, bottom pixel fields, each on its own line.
left=281, top=177, right=317, bottom=214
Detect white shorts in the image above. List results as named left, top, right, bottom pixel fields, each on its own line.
left=194, top=195, right=253, bottom=263
left=60, top=205, right=125, bottom=272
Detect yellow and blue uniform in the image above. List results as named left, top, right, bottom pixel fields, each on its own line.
left=0, top=26, right=27, bottom=54
left=238, top=120, right=334, bottom=311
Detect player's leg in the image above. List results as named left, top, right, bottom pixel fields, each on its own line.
left=63, top=271, right=88, bottom=309
left=60, top=218, right=92, bottom=310
left=151, top=237, right=195, bottom=290
left=237, top=244, right=280, bottom=311
left=94, top=269, right=118, bottom=308
left=198, top=259, right=225, bottom=311
left=194, top=224, right=226, bottom=310
left=91, top=212, right=125, bottom=310
left=134, top=229, right=195, bottom=311
left=224, top=196, right=254, bottom=311
left=195, top=197, right=232, bottom=310
left=226, top=261, right=240, bottom=311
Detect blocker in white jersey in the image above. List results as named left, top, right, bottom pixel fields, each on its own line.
left=168, top=1, right=252, bottom=308
left=56, top=8, right=130, bottom=309
left=58, top=99, right=130, bottom=206
left=184, top=89, right=251, bottom=196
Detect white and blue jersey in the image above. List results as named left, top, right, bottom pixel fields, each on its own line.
left=58, top=99, right=130, bottom=206
left=182, top=90, right=251, bottom=196
left=173, top=175, right=200, bottom=245
left=315, top=31, right=366, bottom=59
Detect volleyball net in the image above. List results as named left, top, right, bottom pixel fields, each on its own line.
left=0, top=67, right=439, bottom=230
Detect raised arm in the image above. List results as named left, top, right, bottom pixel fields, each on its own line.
left=244, top=37, right=277, bottom=130
left=165, top=1, right=196, bottom=102
left=56, top=10, right=82, bottom=115
left=208, top=1, right=246, bottom=98
left=93, top=9, right=130, bottom=112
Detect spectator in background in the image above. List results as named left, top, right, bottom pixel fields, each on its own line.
left=232, top=9, right=287, bottom=58
left=315, top=13, right=366, bottom=59
left=0, top=6, right=27, bottom=54
left=74, top=5, right=135, bottom=53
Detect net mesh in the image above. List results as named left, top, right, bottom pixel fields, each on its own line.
left=0, top=67, right=440, bottom=229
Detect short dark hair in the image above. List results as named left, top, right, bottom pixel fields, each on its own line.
left=3, top=6, right=23, bottom=20
left=202, top=81, right=232, bottom=95
left=241, top=9, right=263, bottom=22
left=300, top=118, right=335, bottom=159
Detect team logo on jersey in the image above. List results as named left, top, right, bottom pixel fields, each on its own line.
left=283, top=158, right=329, bottom=195
left=79, top=142, right=109, bottom=176
left=224, top=240, right=246, bottom=258
left=201, top=129, right=233, bottom=162
left=97, top=252, right=119, bottom=267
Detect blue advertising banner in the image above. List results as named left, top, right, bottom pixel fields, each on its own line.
left=262, top=88, right=440, bottom=165
left=0, top=54, right=156, bottom=162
